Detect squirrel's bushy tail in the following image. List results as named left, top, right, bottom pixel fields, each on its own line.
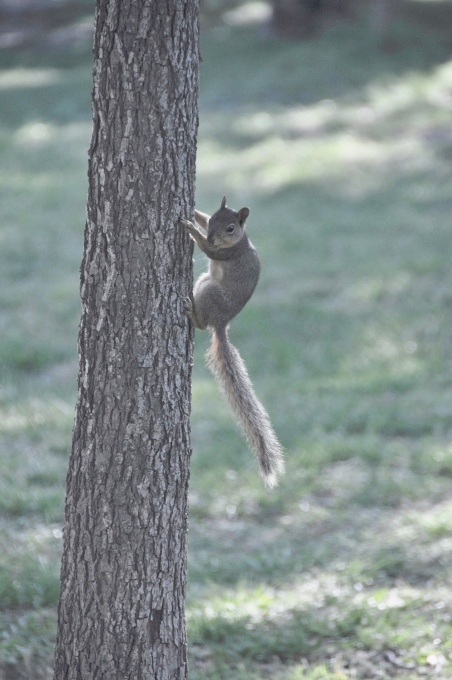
left=207, top=326, right=285, bottom=487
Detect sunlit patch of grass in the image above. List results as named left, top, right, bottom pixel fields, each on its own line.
left=0, top=396, right=71, bottom=521
left=0, top=556, right=60, bottom=610
left=0, top=67, right=63, bottom=90
left=0, top=396, right=73, bottom=435
left=0, top=525, right=61, bottom=610
left=198, top=50, right=452, bottom=208
left=189, top=585, right=331, bottom=662
left=0, top=609, right=56, bottom=675
left=191, top=664, right=350, bottom=680
left=0, top=457, right=66, bottom=520
left=188, top=573, right=452, bottom=676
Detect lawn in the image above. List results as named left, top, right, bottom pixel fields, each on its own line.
left=1, top=2, right=452, bottom=679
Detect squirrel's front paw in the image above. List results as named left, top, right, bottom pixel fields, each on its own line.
left=179, top=218, right=194, bottom=228
left=180, top=218, right=206, bottom=244
left=179, top=218, right=197, bottom=234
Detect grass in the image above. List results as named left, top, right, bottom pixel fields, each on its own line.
left=1, top=2, right=452, bottom=678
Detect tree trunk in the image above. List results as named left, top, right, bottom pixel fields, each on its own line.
left=53, top=1, right=199, bottom=678
left=369, top=0, right=394, bottom=43
left=270, top=0, right=356, bottom=38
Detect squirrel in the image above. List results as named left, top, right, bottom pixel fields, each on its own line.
left=180, top=196, right=284, bottom=488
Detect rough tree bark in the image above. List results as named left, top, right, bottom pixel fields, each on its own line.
left=54, top=1, right=199, bottom=678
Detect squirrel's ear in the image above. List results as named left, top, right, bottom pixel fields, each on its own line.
left=238, top=207, right=250, bottom=225
left=194, top=209, right=210, bottom=230
left=221, top=196, right=227, bottom=209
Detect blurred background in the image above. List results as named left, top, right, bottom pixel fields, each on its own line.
left=0, top=1, right=452, bottom=678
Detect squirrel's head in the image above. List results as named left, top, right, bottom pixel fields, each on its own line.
left=206, top=196, right=250, bottom=248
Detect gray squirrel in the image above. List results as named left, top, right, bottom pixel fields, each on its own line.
left=180, top=196, right=284, bottom=487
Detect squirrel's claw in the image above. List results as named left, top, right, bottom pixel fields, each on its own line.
left=179, top=218, right=195, bottom=230
left=179, top=218, right=200, bottom=243
left=183, top=296, right=193, bottom=315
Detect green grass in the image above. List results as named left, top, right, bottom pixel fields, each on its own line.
left=1, top=2, right=452, bottom=678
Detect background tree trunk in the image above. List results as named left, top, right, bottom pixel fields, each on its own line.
left=53, top=1, right=199, bottom=678
left=270, top=0, right=357, bottom=38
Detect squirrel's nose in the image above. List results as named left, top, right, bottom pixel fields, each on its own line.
left=207, top=234, right=215, bottom=244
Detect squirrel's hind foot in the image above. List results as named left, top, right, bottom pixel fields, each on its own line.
left=184, top=295, right=206, bottom=330
left=183, top=295, right=194, bottom=316
left=184, top=295, right=198, bottom=326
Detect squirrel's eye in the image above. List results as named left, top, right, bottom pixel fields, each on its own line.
left=226, top=224, right=235, bottom=233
